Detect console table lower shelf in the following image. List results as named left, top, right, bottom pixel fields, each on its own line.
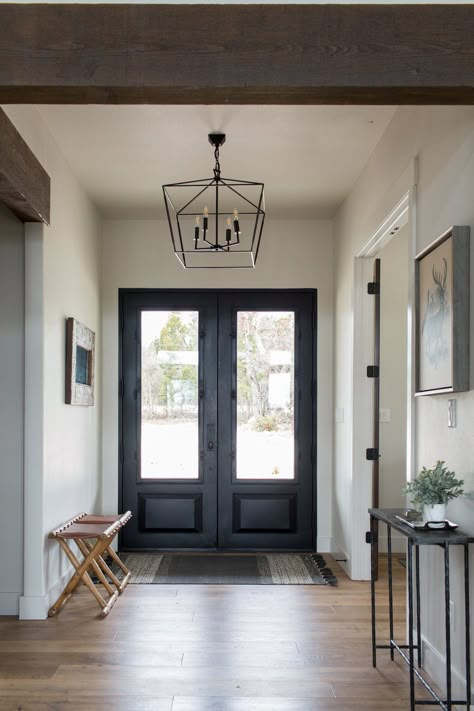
left=369, top=508, right=472, bottom=711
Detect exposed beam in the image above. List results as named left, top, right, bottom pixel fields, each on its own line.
left=0, top=4, right=472, bottom=105
left=0, top=110, right=50, bottom=224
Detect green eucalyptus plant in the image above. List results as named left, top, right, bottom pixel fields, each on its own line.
left=403, top=460, right=464, bottom=508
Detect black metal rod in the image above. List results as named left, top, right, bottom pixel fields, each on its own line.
left=387, top=525, right=394, bottom=661
left=444, top=543, right=452, bottom=711
left=175, top=182, right=212, bottom=215
left=416, top=544, right=422, bottom=667
left=464, top=544, right=471, bottom=706
left=370, top=514, right=377, bottom=668
left=377, top=644, right=418, bottom=650
left=214, top=183, right=219, bottom=248
left=391, top=641, right=449, bottom=709
left=408, top=539, right=416, bottom=711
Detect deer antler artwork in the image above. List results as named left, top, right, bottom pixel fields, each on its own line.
left=422, top=256, right=449, bottom=366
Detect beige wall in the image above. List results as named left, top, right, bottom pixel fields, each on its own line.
left=101, top=217, right=335, bottom=549
left=3, top=106, right=102, bottom=618
left=334, top=105, right=474, bottom=695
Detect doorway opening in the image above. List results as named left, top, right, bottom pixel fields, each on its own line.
left=351, top=180, right=416, bottom=580
left=119, top=289, right=316, bottom=551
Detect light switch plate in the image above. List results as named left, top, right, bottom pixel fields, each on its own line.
left=379, top=408, right=391, bottom=423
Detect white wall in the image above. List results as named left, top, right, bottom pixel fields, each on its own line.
left=0, top=204, right=24, bottom=615
left=2, top=106, right=102, bottom=618
left=101, top=217, right=334, bottom=550
left=334, top=106, right=474, bottom=695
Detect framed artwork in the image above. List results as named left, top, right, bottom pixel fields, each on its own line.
left=415, top=226, right=470, bottom=396
left=65, top=317, right=95, bottom=406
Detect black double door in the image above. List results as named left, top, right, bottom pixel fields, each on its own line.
left=120, top=290, right=316, bottom=550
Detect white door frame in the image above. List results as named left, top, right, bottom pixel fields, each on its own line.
left=350, top=161, right=417, bottom=580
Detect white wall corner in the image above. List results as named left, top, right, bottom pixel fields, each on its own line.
left=19, top=568, right=72, bottom=620
left=19, top=594, right=48, bottom=621
left=316, top=536, right=333, bottom=553
left=24, top=223, right=45, bottom=600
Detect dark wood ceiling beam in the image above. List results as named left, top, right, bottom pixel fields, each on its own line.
left=0, top=4, right=472, bottom=105
left=0, top=109, right=50, bottom=224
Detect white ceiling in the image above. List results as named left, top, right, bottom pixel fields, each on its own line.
left=37, top=105, right=397, bottom=219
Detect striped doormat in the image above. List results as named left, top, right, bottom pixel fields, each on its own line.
left=115, top=553, right=337, bottom=586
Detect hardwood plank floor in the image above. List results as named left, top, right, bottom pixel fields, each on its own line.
left=0, top=555, right=438, bottom=711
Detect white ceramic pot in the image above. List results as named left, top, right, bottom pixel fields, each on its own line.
left=423, top=503, right=447, bottom=523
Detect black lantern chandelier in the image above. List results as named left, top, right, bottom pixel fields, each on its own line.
left=163, top=133, right=265, bottom=269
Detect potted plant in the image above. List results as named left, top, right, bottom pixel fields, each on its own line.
left=403, top=460, right=464, bottom=523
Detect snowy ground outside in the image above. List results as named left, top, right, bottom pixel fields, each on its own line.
left=141, top=420, right=294, bottom=480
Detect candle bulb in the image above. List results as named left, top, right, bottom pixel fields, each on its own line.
left=194, top=216, right=200, bottom=242
left=233, top=208, right=240, bottom=235
left=203, top=206, right=209, bottom=234
left=226, top=216, right=232, bottom=243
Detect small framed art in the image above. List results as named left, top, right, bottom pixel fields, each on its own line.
left=415, top=225, right=470, bottom=396
left=65, top=317, right=95, bottom=406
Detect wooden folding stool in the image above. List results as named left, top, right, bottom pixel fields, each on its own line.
left=48, top=511, right=132, bottom=618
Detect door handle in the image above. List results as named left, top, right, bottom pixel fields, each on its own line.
left=207, top=424, right=216, bottom=451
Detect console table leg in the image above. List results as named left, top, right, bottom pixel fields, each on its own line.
left=407, top=539, right=415, bottom=711
left=444, top=543, right=452, bottom=711
left=370, top=514, right=377, bottom=668
left=387, top=524, right=394, bottom=661
left=415, top=544, right=422, bottom=667
left=464, top=543, right=471, bottom=708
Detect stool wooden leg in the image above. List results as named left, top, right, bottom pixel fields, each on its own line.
left=76, top=539, right=116, bottom=597
left=104, top=546, right=131, bottom=592
left=83, top=540, right=129, bottom=593
left=48, top=537, right=110, bottom=617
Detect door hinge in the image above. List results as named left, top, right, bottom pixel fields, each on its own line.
left=366, top=530, right=378, bottom=544
left=367, top=282, right=380, bottom=295
left=119, top=379, right=124, bottom=398
left=366, top=365, right=380, bottom=378
left=366, top=448, right=380, bottom=461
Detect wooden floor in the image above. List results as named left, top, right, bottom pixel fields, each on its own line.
left=0, top=555, right=437, bottom=711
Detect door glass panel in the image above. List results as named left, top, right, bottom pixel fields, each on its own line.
left=236, top=311, right=295, bottom=480
left=141, top=311, right=199, bottom=479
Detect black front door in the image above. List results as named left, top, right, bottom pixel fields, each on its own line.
left=120, top=290, right=316, bottom=550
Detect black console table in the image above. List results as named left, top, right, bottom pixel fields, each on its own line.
left=369, top=508, right=473, bottom=711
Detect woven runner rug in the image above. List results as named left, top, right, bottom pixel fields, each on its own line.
left=115, top=553, right=337, bottom=585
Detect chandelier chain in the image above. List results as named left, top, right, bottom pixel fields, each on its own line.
left=213, top=145, right=221, bottom=180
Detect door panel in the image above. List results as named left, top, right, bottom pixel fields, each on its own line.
left=121, top=292, right=218, bottom=549
left=120, top=290, right=316, bottom=550
left=217, top=291, right=315, bottom=549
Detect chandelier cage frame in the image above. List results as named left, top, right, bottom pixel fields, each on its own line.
left=162, top=133, right=265, bottom=269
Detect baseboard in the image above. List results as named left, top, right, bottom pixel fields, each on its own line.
left=0, top=592, right=21, bottom=616
left=422, top=635, right=473, bottom=704
left=19, top=594, right=48, bottom=620
left=19, top=569, right=71, bottom=620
